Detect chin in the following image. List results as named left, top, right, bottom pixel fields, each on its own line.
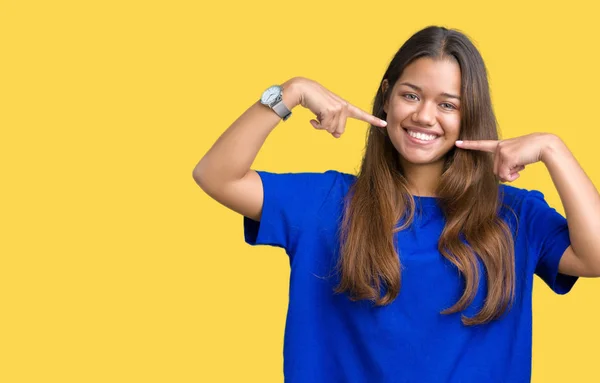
left=400, top=153, right=443, bottom=166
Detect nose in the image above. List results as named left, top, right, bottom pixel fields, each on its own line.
left=411, top=101, right=436, bottom=126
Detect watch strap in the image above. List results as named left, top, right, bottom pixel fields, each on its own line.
left=272, top=100, right=292, bottom=121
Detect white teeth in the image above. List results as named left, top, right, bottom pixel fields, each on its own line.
left=407, top=130, right=437, bottom=141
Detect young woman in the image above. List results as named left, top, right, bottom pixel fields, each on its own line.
left=193, top=26, right=600, bottom=382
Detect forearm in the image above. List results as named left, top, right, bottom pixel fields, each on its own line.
left=542, top=135, right=600, bottom=267
left=193, top=78, right=302, bottom=186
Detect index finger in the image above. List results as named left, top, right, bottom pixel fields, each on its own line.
left=347, top=104, right=387, bottom=127
left=455, top=140, right=499, bottom=153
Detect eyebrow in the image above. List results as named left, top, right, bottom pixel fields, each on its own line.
left=398, top=82, right=461, bottom=101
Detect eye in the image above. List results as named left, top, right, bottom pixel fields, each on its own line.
left=403, top=93, right=419, bottom=101
left=440, top=102, right=457, bottom=110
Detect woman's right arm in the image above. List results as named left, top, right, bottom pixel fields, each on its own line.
left=192, top=77, right=387, bottom=222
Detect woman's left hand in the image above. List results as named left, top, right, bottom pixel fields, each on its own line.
left=454, top=133, right=560, bottom=183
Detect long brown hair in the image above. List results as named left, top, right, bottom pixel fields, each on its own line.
left=334, top=26, right=515, bottom=326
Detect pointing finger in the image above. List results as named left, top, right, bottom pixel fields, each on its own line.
left=347, top=103, right=387, bottom=127
left=455, top=140, right=499, bottom=153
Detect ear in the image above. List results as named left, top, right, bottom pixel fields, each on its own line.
left=381, top=79, right=389, bottom=114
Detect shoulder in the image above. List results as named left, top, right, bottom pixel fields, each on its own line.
left=499, top=184, right=546, bottom=210
left=257, top=169, right=354, bottom=184
left=498, top=184, right=560, bottom=235
left=255, top=169, right=357, bottom=204
left=319, top=170, right=357, bottom=200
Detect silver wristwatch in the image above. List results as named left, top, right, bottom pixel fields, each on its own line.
left=260, top=85, right=292, bottom=121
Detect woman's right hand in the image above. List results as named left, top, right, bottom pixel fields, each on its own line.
left=284, top=77, right=388, bottom=138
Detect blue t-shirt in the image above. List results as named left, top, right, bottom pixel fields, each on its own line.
left=243, top=170, right=577, bottom=383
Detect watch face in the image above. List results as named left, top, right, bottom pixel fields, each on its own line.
left=261, top=85, right=281, bottom=104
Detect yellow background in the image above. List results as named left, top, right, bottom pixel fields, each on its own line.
left=2, top=0, right=599, bottom=382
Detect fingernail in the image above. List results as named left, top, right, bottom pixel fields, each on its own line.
left=455, top=140, right=463, bottom=144
left=381, top=120, right=387, bottom=126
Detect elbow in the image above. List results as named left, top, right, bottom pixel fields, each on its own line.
left=579, top=258, right=600, bottom=278
left=587, top=263, right=600, bottom=278
left=192, top=161, right=209, bottom=189
left=192, top=167, right=202, bottom=183
left=192, top=160, right=224, bottom=196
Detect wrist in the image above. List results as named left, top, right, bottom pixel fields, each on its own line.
left=541, top=134, right=567, bottom=164
left=281, top=77, right=304, bottom=109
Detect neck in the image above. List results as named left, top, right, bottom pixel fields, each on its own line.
left=400, top=159, right=445, bottom=197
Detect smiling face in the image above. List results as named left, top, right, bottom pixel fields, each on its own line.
left=383, top=57, right=462, bottom=170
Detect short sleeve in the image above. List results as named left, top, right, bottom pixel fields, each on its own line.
left=243, top=170, right=342, bottom=254
left=524, top=190, right=578, bottom=294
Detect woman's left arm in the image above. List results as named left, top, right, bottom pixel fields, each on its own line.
left=456, top=133, right=600, bottom=277
left=538, top=135, right=600, bottom=277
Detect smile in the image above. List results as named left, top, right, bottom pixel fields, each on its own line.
left=403, top=129, right=441, bottom=144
